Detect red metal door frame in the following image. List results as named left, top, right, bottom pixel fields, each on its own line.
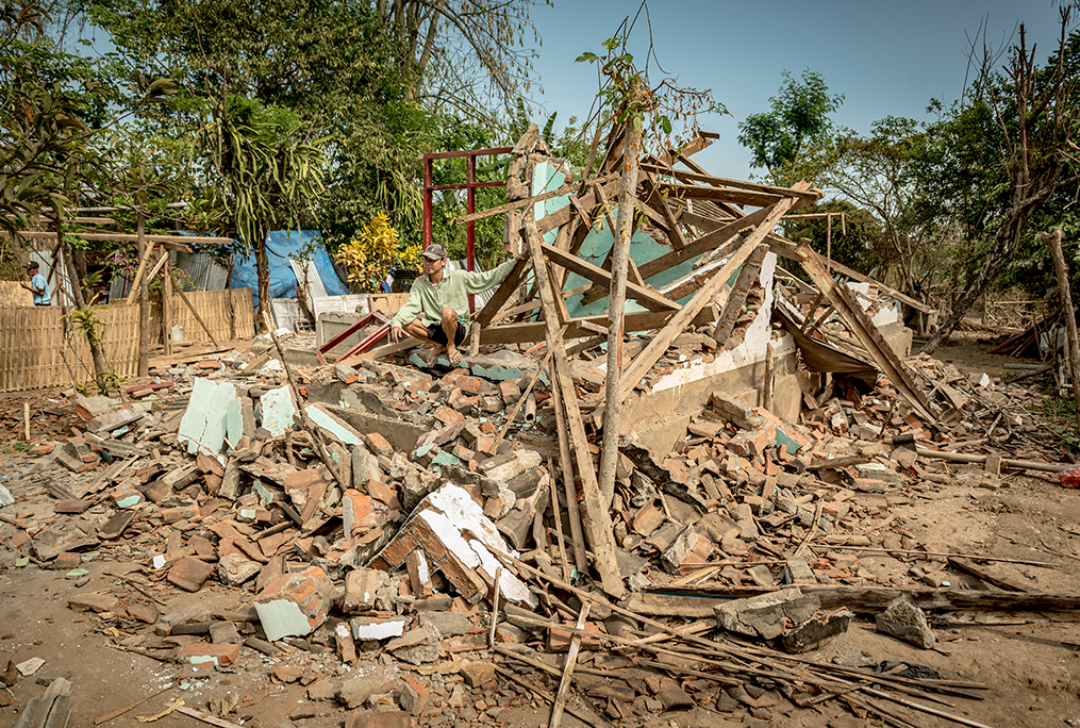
left=422, top=147, right=513, bottom=312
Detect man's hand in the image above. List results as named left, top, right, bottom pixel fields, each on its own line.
left=390, top=325, right=405, bottom=343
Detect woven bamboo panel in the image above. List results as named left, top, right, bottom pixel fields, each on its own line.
left=0, top=302, right=141, bottom=392
left=167, top=288, right=254, bottom=343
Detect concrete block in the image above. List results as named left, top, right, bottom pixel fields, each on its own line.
left=714, top=587, right=821, bottom=640
left=387, top=623, right=442, bottom=665
left=418, top=611, right=467, bottom=637
left=338, top=675, right=395, bottom=709
left=460, top=660, right=496, bottom=688
left=218, top=553, right=261, bottom=586
left=875, top=598, right=935, bottom=649
left=660, top=525, right=710, bottom=575
left=344, top=712, right=412, bottom=728
left=343, top=568, right=381, bottom=613
left=781, top=609, right=853, bottom=654
left=351, top=617, right=407, bottom=641
left=209, top=620, right=241, bottom=644
left=255, top=565, right=333, bottom=642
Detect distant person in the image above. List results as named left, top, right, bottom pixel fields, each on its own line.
left=379, top=267, right=396, bottom=293
left=21, top=261, right=50, bottom=306
left=390, top=245, right=516, bottom=366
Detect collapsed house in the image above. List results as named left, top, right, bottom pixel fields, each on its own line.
left=0, top=125, right=1072, bottom=728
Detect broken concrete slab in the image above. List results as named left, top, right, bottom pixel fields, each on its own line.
left=875, top=598, right=935, bottom=649
left=714, top=587, right=821, bottom=640
left=178, top=378, right=240, bottom=455
left=260, top=385, right=297, bottom=437
left=368, top=483, right=537, bottom=608
left=255, top=565, right=333, bottom=642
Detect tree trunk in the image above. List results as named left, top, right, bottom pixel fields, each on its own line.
left=1045, top=227, right=1080, bottom=433
left=57, top=227, right=109, bottom=393
left=598, top=113, right=640, bottom=509
left=136, top=212, right=149, bottom=377
left=256, top=238, right=271, bottom=332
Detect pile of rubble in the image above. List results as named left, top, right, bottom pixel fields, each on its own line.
left=0, top=123, right=1074, bottom=728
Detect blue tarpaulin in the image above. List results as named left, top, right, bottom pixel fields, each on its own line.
left=230, top=230, right=348, bottom=307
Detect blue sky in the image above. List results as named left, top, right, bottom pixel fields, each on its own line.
left=525, top=0, right=1071, bottom=180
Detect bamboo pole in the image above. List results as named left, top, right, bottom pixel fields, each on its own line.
left=136, top=213, right=150, bottom=377
left=598, top=111, right=641, bottom=510
left=162, top=253, right=173, bottom=356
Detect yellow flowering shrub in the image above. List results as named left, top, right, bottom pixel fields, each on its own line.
left=335, top=214, right=421, bottom=292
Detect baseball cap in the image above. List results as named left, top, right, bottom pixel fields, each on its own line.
left=26, top=261, right=38, bottom=270
left=422, top=244, right=448, bottom=261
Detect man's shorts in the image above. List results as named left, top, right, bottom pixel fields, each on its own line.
left=427, top=315, right=466, bottom=346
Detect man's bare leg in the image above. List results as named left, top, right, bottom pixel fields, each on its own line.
left=401, top=318, right=445, bottom=361
left=440, top=307, right=462, bottom=365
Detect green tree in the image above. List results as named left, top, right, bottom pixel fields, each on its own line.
left=737, top=69, right=843, bottom=179
left=200, top=95, right=328, bottom=318
left=794, top=116, right=949, bottom=295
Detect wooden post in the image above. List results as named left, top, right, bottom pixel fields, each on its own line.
left=549, top=602, right=591, bottom=728
left=598, top=113, right=641, bottom=509
left=162, top=252, right=173, bottom=356
left=136, top=213, right=149, bottom=377
left=523, top=216, right=625, bottom=598
left=1044, top=227, right=1080, bottom=433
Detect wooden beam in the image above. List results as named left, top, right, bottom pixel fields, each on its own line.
left=454, top=172, right=618, bottom=224
left=617, top=196, right=797, bottom=402
left=479, top=310, right=675, bottom=346
left=540, top=242, right=678, bottom=313
left=635, top=203, right=775, bottom=281
left=659, top=181, right=784, bottom=208
left=641, top=162, right=822, bottom=201
left=796, top=241, right=937, bottom=423
left=549, top=603, right=591, bottom=728
left=10, top=230, right=230, bottom=245
left=523, top=216, right=625, bottom=598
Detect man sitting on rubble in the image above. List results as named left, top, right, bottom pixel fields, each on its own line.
left=389, top=244, right=517, bottom=366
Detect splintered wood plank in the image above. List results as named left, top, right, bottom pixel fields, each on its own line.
left=540, top=242, right=679, bottom=313
left=641, top=162, right=822, bottom=201
left=660, top=181, right=784, bottom=208
left=796, top=241, right=937, bottom=423
left=522, top=215, right=625, bottom=599
left=471, top=259, right=530, bottom=330
left=617, top=196, right=797, bottom=402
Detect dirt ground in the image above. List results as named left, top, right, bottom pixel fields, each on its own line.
left=2, top=338, right=1080, bottom=728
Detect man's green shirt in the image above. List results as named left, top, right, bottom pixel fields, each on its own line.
left=391, top=259, right=516, bottom=336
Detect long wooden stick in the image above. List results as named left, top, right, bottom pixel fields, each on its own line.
left=493, top=346, right=554, bottom=450
left=492, top=666, right=605, bottom=728
left=1045, top=227, right=1080, bottom=432
left=914, top=446, right=1060, bottom=473
left=523, top=215, right=624, bottom=598
left=94, top=686, right=174, bottom=725
left=549, top=602, right=591, bottom=728
left=170, top=270, right=219, bottom=348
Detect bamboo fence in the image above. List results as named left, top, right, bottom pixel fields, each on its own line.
left=0, top=288, right=254, bottom=392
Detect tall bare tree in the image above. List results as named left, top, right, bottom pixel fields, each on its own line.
left=923, top=10, right=1080, bottom=354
